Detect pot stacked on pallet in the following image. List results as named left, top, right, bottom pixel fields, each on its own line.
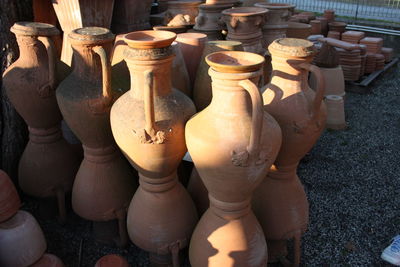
left=0, top=170, right=64, bottom=267
left=341, top=30, right=365, bottom=44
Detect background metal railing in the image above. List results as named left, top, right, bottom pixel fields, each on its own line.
left=269, top=0, right=400, bottom=28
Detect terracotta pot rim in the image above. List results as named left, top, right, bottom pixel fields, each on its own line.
left=176, top=32, right=208, bottom=40
left=269, top=38, right=315, bottom=58
left=124, top=30, right=177, bottom=49
left=69, top=27, right=114, bottom=44
left=328, top=21, right=347, bottom=26
left=222, top=7, right=268, bottom=16
left=287, top=22, right=312, bottom=29
left=254, top=3, right=296, bottom=9
left=11, top=21, right=59, bottom=36
left=199, top=3, right=235, bottom=9
left=206, top=51, right=264, bottom=73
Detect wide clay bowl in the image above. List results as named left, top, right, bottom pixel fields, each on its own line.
left=30, top=254, right=65, bottom=267
left=0, top=210, right=47, bottom=267
left=123, top=30, right=176, bottom=49
left=222, top=6, right=268, bottom=17
left=0, top=169, right=20, bottom=223
left=206, top=51, right=265, bottom=73
left=95, top=254, right=130, bottom=267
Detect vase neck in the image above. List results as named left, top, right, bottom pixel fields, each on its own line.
left=209, top=194, right=251, bottom=220
left=270, top=55, right=312, bottom=94
left=127, top=55, right=173, bottom=100
left=16, top=35, right=46, bottom=66
left=138, top=172, right=178, bottom=193
left=208, top=69, right=262, bottom=116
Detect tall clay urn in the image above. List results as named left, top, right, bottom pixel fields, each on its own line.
left=56, top=27, right=136, bottom=247
left=253, top=38, right=327, bottom=266
left=186, top=51, right=282, bottom=267
left=2, top=22, right=79, bottom=223
left=222, top=7, right=268, bottom=55
left=110, top=30, right=198, bottom=266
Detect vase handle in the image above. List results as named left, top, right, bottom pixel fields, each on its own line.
left=232, top=79, right=264, bottom=166
left=299, top=63, right=325, bottom=121
left=37, top=36, right=56, bottom=97
left=93, top=46, right=112, bottom=104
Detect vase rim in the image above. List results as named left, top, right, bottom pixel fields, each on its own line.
left=69, top=27, right=114, bottom=43
left=11, top=22, right=59, bottom=36
left=124, top=30, right=176, bottom=49
left=222, top=7, right=268, bottom=16
left=206, top=51, right=264, bottom=73
left=269, top=38, right=315, bottom=57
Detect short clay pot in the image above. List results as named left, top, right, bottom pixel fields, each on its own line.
left=254, top=3, right=295, bottom=25
left=193, top=40, right=243, bottom=111
left=171, top=41, right=191, bottom=96
left=0, top=169, right=20, bottom=223
left=316, top=16, right=329, bottom=36
left=323, top=9, right=335, bottom=22
left=0, top=211, right=47, bottom=267
left=176, top=32, right=208, bottom=88
left=194, top=4, right=232, bottom=32
left=324, top=95, right=346, bottom=130
left=310, top=66, right=345, bottom=98
left=286, top=22, right=311, bottom=39
left=222, top=7, right=268, bottom=55
left=328, top=21, right=347, bottom=33
left=310, top=20, right=321, bottom=35
left=95, top=254, right=129, bottom=267
left=165, top=0, right=202, bottom=27
left=30, top=254, right=65, bottom=267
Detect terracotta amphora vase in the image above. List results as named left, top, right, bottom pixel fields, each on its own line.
left=165, top=0, right=202, bottom=27
left=95, top=254, right=129, bottom=267
left=222, top=7, right=268, bottom=55
left=110, top=30, right=198, bottom=266
left=111, top=0, right=154, bottom=34
left=176, top=32, right=208, bottom=90
left=254, top=3, right=295, bottom=48
left=111, top=34, right=131, bottom=95
left=0, top=211, right=47, bottom=267
left=193, top=3, right=235, bottom=40
left=30, top=254, right=65, bottom=267
left=193, top=40, right=243, bottom=111
left=52, top=0, right=115, bottom=65
left=186, top=51, right=282, bottom=267
left=0, top=170, right=20, bottom=223
left=3, top=22, right=80, bottom=223
left=253, top=38, right=327, bottom=266
left=56, top=27, right=136, bottom=247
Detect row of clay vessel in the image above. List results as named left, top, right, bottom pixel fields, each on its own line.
left=3, top=17, right=327, bottom=266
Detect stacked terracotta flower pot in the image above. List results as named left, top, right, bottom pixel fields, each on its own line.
left=382, top=47, right=394, bottom=62
left=336, top=47, right=362, bottom=81
left=365, top=53, right=377, bottom=74
left=327, top=30, right=341, bottom=39
left=360, top=37, right=383, bottom=54
left=341, top=30, right=365, bottom=44
left=375, top=53, right=385, bottom=70
left=323, top=9, right=335, bottom=22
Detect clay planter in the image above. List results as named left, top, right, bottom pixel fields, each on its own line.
left=0, top=211, right=47, bottom=267
left=324, top=95, right=346, bottom=130
left=286, top=22, right=311, bottom=39
left=310, top=66, right=345, bottom=98
left=186, top=51, right=282, bottom=267
left=193, top=40, right=243, bottom=111
left=323, top=9, right=335, bottom=22
left=0, top=170, right=20, bottom=223
left=316, top=16, right=329, bottom=36
left=165, top=0, right=202, bottom=27
left=176, top=32, right=208, bottom=90
left=3, top=22, right=80, bottom=223
left=52, top=0, right=115, bottom=65
left=95, top=255, right=129, bottom=267
left=56, top=27, right=136, bottom=247
left=328, top=21, right=347, bottom=33
left=111, top=0, right=154, bottom=34
left=172, top=42, right=191, bottom=96
left=310, top=20, right=321, bottom=35
left=253, top=38, right=326, bottom=266
left=30, top=254, right=65, bottom=267
left=110, top=30, right=198, bottom=266
left=222, top=7, right=268, bottom=55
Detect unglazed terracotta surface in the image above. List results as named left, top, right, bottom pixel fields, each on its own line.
left=253, top=38, right=327, bottom=266
left=56, top=27, right=136, bottom=247
left=111, top=0, right=153, bottom=33
left=171, top=41, right=191, bottom=96
left=110, top=30, right=198, bottom=265
left=222, top=7, right=268, bottom=55
left=0, top=170, right=20, bottom=223
left=186, top=51, right=282, bottom=267
left=0, top=211, right=47, bottom=267
left=165, top=0, right=202, bottom=27
left=324, top=95, right=346, bottom=130
left=3, top=22, right=79, bottom=223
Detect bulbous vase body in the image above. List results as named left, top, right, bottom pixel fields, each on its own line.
left=186, top=51, right=282, bottom=267
left=253, top=38, right=327, bottom=265
left=56, top=27, right=136, bottom=246
left=2, top=22, right=79, bottom=222
left=110, top=31, right=198, bottom=265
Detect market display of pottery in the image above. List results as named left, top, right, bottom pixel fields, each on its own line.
left=2, top=2, right=398, bottom=267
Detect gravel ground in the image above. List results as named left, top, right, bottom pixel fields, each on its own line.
left=19, top=33, right=400, bottom=266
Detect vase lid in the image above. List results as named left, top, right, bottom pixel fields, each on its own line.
left=222, top=7, right=268, bottom=16
left=269, top=38, right=315, bottom=57
left=69, top=27, right=114, bottom=44
left=124, top=30, right=176, bottom=49
left=11, top=22, right=59, bottom=36
left=206, top=51, right=264, bottom=73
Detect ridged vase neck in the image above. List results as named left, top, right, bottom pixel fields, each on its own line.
left=209, top=194, right=251, bottom=220
left=15, top=35, right=44, bottom=66
left=139, top=172, right=178, bottom=193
